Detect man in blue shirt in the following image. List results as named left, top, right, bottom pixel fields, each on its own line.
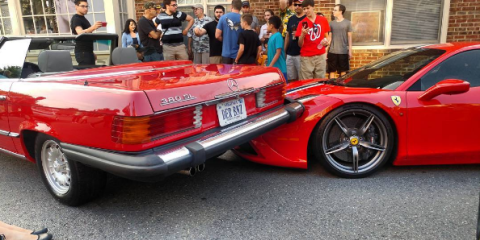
left=215, top=0, right=243, bottom=64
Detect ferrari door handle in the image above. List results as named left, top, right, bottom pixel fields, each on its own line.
left=0, top=95, right=6, bottom=101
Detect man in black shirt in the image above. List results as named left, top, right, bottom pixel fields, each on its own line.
left=137, top=2, right=163, bottom=62
left=194, top=5, right=224, bottom=64
left=284, top=0, right=306, bottom=81
left=70, top=0, right=102, bottom=65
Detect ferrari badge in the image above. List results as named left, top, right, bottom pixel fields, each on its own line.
left=391, top=96, right=401, bottom=106
left=350, top=137, right=359, bottom=146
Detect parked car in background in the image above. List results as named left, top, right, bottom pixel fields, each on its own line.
left=0, top=34, right=303, bottom=205
left=235, top=42, right=480, bottom=178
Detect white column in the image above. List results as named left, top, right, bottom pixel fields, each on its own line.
left=8, top=0, right=22, bottom=35
left=104, top=0, right=121, bottom=34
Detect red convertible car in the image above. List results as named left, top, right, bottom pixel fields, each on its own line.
left=0, top=35, right=303, bottom=205
left=235, top=42, right=480, bottom=178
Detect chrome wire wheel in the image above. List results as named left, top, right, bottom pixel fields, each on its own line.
left=41, top=140, right=71, bottom=196
left=321, top=109, right=389, bottom=175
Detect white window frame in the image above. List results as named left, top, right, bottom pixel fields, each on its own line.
left=336, top=0, right=450, bottom=50
left=3, top=0, right=136, bottom=37
left=176, top=0, right=230, bottom=17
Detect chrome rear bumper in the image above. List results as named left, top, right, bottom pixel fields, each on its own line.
left=61, top=101, right=304, bottom=182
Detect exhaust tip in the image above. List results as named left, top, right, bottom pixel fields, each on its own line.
left=178, top=167, right=196, bottom=176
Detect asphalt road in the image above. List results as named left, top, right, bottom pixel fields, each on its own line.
left=1, top=151, right=479, bottom=240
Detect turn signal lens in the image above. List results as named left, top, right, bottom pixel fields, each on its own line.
left=112, top=105, right=203, bottom=144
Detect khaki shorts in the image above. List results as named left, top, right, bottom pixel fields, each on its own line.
left=163, top=44, right=188, bottom=61
left=209, top=56, right=222, bottom=64
left=286, top=55, right=301, bottom=81
left=300, top=54, right=327, bottom=80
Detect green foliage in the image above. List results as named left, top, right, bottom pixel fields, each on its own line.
left=0, top=65, right=22, bottom=78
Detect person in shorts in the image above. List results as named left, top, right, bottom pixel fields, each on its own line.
left=327, top=4, right=352, bottom=78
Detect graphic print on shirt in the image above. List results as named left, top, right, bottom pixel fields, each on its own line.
left=226, top=17, right=240, bottom=31
left=308, top=24, right=322, bottom=41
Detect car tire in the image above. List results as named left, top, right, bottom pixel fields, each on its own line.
left=312, top=104, right=395, bottom=178
left=35, top=134, right=107, bottom=206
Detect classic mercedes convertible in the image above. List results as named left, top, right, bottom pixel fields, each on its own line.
left=0, top=34, right=303, bottom=205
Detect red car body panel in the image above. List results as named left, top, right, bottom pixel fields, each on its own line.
left=8, top=63, right=284, bottom=155
left=235, top=42, right=480, bottom=169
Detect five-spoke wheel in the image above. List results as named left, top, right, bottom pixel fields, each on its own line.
left=313, top=105, right=394, bottom=178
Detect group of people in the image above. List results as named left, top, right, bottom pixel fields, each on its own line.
left=70, top=0, right=353, bottom=81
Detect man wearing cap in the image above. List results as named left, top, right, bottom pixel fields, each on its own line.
left=158, top=0, right=194, bottom=60
left=137, top=2, right=163, bottom=61
left=284, top=0, right=305, bottom=81
left=188, top=4, right=213, bottom=64
left=194, top=5, right=225, bottom=64
left=241, top=1, right=259, bottom=34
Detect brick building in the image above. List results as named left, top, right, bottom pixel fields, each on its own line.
left=133, top=0, right=480, bottom=69
left=1, top=0, right=478, bottom=69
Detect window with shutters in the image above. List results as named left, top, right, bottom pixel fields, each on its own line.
left=338, top=0, right=448, bottom=47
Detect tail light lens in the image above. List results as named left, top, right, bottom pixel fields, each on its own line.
left=112, top=105, right=203, bottom=144
left=256, top=84, right=286, bottom=108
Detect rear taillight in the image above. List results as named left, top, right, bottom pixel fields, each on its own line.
left=256, top=84, right=286, bottom=108
left=112, top=105, right=203, bottom=144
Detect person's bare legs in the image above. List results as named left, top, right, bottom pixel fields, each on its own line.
left=0, top=225, right=37, bottom=240
left=329, top=72, right=336, bottom=79
left=340, top=71, right=346, bottom=76
left=0, top=221, right=32, bottom=234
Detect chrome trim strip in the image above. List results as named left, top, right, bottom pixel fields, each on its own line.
left=297, top=95, right=320, bottom=103
left=156, top=104, right=295, bottom=161
left=258, top=82, right=284, bottom=90
left=199, top=108, right=289, bottom=150
left=287, top=82, right=325, bottom=94
left=0, top=147, right=27, bottom=160
left=0, top=130, right=9, bottom=136
left=8, top=132, right=20, bottom=138
left=214, top=87, right=255, bottom=99
left=21, top=64, right=192, bottom=82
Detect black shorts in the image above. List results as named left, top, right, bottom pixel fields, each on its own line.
left=327, top=53, right=350, bottom=74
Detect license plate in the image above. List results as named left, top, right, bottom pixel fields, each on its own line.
left=216, top=98, right=247, bottom=127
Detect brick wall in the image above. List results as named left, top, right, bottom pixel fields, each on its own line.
left=134, top=0, right=480, bottom=72
left=447, top=0, right=480, bottom=42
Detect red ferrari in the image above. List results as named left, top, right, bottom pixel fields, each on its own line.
left=234, top=42, right=480, bottom=178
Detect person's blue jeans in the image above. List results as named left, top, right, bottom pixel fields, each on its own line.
left=144, top=52, right=162, bottom=62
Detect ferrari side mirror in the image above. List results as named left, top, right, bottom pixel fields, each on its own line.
left=418, top=79, right=470, bottom=101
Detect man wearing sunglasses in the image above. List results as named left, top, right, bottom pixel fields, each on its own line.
left=138, top=2, right=163, bottom=62
left=70, top=0, right=103, bottom=65
left=284, top=0, right=306, bottom=81
left=157, top=0, right=194, bottom=60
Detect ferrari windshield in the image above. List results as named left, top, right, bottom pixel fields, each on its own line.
left=334, top=48, right=446, bottom=90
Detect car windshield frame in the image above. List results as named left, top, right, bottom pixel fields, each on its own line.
left=333, top=47, right=446, bottom=90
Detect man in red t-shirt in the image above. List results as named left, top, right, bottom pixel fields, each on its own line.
left=295, top=0, right=330, bottom=80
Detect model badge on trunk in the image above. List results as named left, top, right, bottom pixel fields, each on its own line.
left=161, top=94, right=196, bottom=106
